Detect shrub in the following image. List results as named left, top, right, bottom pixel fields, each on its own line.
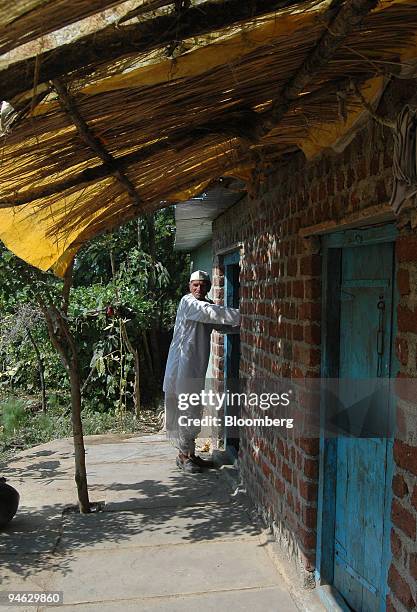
left=0, top=398, right=28, bottom=436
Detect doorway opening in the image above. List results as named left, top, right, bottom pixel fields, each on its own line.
left=223, top=251, right=241, bottom=457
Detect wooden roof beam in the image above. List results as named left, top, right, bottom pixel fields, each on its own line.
left=1, top=0, right=313, bottom=101
left=0, top=138, right=174, bottom=208
left=255, top=0, right=379, bottom=138
left=0, top=129, right=249, bottom=208
left=53, top=78, right=142, bottom=207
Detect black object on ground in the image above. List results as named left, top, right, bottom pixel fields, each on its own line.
left=0, top=477, right=20, bottom=527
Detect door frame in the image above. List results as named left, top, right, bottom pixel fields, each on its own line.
left=316, top=223, right=398, bottom=610
left=223, top=250, right=240, bottom=455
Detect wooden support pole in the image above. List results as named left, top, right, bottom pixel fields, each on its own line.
left=53, top=79, right=142, bottom=207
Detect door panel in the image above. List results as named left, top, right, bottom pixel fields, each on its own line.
left=334, top=242, right=394, bottom=611
left=224, top=255, right=240, bottom=453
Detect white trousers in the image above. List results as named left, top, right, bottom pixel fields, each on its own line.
left=165, top=393, right=202, bottom=455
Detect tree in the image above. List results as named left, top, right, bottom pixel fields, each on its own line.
left=0, top=303, right=47, bottom=412
left=0, top=206, right=189, bottom=510
left=0, top=248, right=90, bottom=512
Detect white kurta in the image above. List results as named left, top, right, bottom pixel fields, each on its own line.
left=163, top=293, right=240, bottom=395
left=163, top=293, right=240, bottom=453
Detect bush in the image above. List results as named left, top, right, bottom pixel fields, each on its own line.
left=0, top=398, right=28, bottom=436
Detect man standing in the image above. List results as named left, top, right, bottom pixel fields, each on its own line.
left=163, top=270, right=240, bottom=473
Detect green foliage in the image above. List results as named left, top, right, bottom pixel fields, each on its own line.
left=0, top=398, right=27, bottom=436
left=0, top=207, right=188, bottom=459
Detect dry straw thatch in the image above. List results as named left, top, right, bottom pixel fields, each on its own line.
left=0, top=0, right=417, bottom=272
left=0, top=0, right=158, bottom=57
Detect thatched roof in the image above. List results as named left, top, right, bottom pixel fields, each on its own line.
left=0, top=0, right=416, bottom=274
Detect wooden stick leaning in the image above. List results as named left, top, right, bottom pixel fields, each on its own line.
left=53, top=78, right=142, bottom=207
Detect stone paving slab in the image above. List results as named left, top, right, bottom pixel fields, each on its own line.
left=85, top=460, right=232, bottom=508
left=56, top=501, right=259, bottom=552
left=1, top=557, right=53, bottom=593
left=45, top=541, right=283, bottom=605
left=0, top=434, right=307, bottom=612
left=40, top=586, right=296, bottom=611
left=83, top=442, right=175, bottom=465
left=0, top=511, right=62, bottom=554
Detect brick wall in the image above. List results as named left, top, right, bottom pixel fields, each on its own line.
left=211, top=79, right=417, bottom=600
left=388, top=230, right=417, bottom=611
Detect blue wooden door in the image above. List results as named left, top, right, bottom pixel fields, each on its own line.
left=224, top=252, right=240, bottom=454
left=334, top=241, right=394, bottom=611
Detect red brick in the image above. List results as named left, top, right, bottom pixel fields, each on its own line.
left=298, top=479, right=318, bottom=502
left=261, top=460, right=271, bottom=480
left=274, top=477, right=285, bottom=495
left=410, top=553, right=417, bottom=581
left=397, top=235, right=417, bottom=263
left=388, top=564, right=416, bottom=609
left=411, top=485, right=417, bottom=510
left=293, top=345, right=321, bottom=367
left=395, top=373, right=417, bottom=404
left=297, top=437, right=320, bottom=456
left=292, top=324, right=304, bottom=341
left=298, top=302, right=321, bottom=321
left=391, top=498, right=416, bottom=540
left=282, top=462, right=293, bottom=484
left=267, top=448, right=277, bottom=467
left=292, top=280, right=304, bottom=298
left=386, top=595, right=396, bottom=612
left=304, top=279, right=321, bottom=299
left=393, top=473, right=409, bottom=498
left=302, top=505, right=317, bottom=528
left=397, top=305, right=417, bottom=334
left=397, top=269, right=410, bottom=295
left=396, top=338, right=409, bottom=366
left=394, top=440, right=417, bottom=477
left=287, top=258, right=298, bottom=276
left=291, top=366, right=304, bottom=379
left=300, top=255, right=321, bottom=277
left=304, top=458, right=319, bottom=479
left=391, top=528, right=402, bottom=560
left=304, top=324, right=321, bottom=345
left=286, top=490, right=294, bottom=510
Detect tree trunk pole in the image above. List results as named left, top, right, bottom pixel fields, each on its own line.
left=69, top=358, right=91, bottom=513
left=121, top=322, right=141, bottom=416
left=146, top=214, right=161, bottom=384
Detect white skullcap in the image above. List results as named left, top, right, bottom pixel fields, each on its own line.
left=189, top=270, right=211, bottom=282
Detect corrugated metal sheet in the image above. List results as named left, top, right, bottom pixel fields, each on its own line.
left=174, top=182, right=244, bottom=251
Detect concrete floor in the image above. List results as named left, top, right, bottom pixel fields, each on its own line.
left=0, top=434, right=319, bottom=611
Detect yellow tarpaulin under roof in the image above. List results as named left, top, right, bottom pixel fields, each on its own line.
left=0, top=0, right=416, bottom=275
